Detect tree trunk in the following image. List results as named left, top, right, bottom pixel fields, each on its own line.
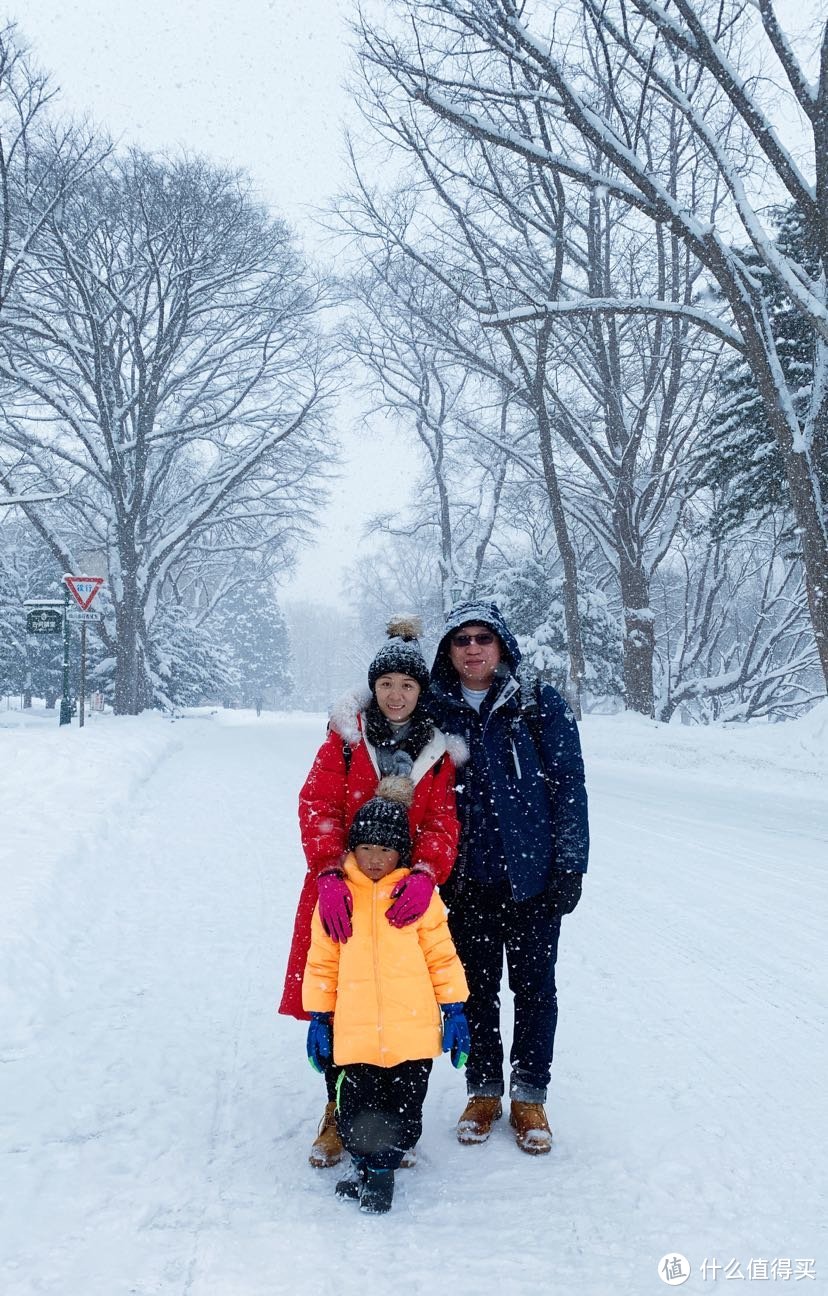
left=536, top=411, right=585, bottom=717
left=619, top=559, right=656, bottom=717
left=738, top=306, right=828, bottom=691
left=534, top=334, right=585, bottom=718
left=113, top=574, right=148, bottom=715
left=784, top=441, right=828, bottom=688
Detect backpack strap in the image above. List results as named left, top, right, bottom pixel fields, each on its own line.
left=326, top=718, right=353, bottom=775
left=518, top=677, right=545, bottom=754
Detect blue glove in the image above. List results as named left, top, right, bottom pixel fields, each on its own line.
left=306, top=1012, right=333, bottom=1073
left=441, top=1002, right=470, bottom=1069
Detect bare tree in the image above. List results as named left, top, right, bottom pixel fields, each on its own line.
left=336, top=151, right=589, bottom=712
left=0, top=24, right=102, bottom=324
left=355, top=0, right=828, bottom=690
left=284, top=599, right=373, bottom=711
left=343, top=261, right=510, bottom=610
left=0, top=149, right=334, bottom=713
left=342, top=42, right=727, bottom=713
left=655, top=516, right=821, bottom=722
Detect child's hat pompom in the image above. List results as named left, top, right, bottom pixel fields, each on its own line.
left=375, top=775, right=416, bottom=808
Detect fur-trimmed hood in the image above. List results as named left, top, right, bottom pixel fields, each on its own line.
left=328, top=687, right=372, bottom=747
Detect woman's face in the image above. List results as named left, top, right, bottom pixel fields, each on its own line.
left=374, top=672, right=421, bottom=722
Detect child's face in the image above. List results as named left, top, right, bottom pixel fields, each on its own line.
left=354, top=843, right=401, bottom=881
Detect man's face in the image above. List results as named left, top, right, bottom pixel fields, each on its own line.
left=448, top=623, right=502, bottom=690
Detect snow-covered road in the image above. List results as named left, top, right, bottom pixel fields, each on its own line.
left=1, top=709, right=825, bottom=1295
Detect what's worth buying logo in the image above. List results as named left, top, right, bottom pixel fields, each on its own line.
left=658, top=1254, right=691, bottom=1286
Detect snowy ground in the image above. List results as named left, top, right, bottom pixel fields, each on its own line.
left=1, top=704, right=826, bottom=1296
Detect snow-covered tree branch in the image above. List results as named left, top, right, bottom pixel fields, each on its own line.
left=0, top=149, right=335, bottom=712
left=355, top=0, right=828, bottom=691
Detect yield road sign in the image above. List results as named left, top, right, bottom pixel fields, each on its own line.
left=64, top=575, right=104, bottom=611
left=67, top=608, right=102, bottom=623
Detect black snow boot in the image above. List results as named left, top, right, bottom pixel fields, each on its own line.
left=335, top=1157, right=366, bottom=1202
left=359, top=1167, right=394, bottom=1214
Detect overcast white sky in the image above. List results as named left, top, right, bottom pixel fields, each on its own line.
left=13, top=0, right=419, bottom=608
left=11, top=0, right=823, bottom=609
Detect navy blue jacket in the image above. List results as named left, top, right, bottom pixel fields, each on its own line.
left=426, top=603, right=589, bottom=903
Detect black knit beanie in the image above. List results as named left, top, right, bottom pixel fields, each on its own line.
left=348, top=776, right=414, bottom=861
left=367, top=615, right=430, bottom=693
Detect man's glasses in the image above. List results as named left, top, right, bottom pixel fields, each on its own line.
left=451, top=632, right=496, bottom=647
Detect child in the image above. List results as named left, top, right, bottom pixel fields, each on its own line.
left=302, top=778, right=470, bottom=1214
left=281, top=615, right=466, bottom=1169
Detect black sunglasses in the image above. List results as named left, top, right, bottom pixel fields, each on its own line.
left=451, top=631, right=496, bottom=647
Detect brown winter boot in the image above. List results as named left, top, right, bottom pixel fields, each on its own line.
left=509, top=1101, right=553, bottom=1155
left=456, top=1096, right=503, bottom=1144
left=308, top=1101, right=344, bottom=1168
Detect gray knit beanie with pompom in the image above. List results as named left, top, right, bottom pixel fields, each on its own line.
left=347, top=775, right=415, bottom=859
left=367, top=614, right=430, bottom=693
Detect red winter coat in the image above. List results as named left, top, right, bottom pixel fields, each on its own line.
left=279, top=690, right=465, bottom=1019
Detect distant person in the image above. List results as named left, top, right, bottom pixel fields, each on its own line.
left=279, top=616, right=466, bottom=1167
left=303, top=778, right=469, bottom=1213
left=255, top=698, right=262, bottom=717
left=425, top=601, right=589, bottom=1155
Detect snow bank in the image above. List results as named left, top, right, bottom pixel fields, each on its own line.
left=0, top=710, right=180, bottom=1058
left=581, top=701, right=827, bottom=792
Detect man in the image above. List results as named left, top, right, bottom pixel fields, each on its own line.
left=426, top=601, right=589, bottom=1154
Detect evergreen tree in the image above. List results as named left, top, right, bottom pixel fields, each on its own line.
left=149, top=604, right=238, bottom=709
left=214, top=581, right=292, bottom=707
left=492, top=557, right=623, bottom=702
left=697, top=206, right=827, bottom=536
left=0, top=523, right=65, bottom=703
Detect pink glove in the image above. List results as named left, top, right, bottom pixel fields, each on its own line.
left=386, top=870, right=435, bottom=928
left=317, top=871, right=353, bottom=942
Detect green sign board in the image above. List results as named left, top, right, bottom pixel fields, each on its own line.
left=26, top=608, right=63, bottom=635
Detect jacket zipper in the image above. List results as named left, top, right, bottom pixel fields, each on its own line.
left=372, top=882, right=384, bottom=1056
left=477, top=674, right=522, bottom=774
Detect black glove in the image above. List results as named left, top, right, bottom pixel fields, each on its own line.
left=547, top=870, right=583, bottom=916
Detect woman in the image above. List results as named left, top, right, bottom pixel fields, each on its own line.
left=279, top=616, right=466, bottom=1166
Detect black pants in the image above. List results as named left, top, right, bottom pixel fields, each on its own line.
left=448, top=879, right=561, bottom=1102
left=336, top=1060, right=433, bottom=1170
left=324, top=1062, right=342, bottom=1104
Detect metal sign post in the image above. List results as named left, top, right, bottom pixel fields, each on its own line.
left=63, top=578, right=106, bottom=730
left=79, top=622, right=87, bottom=727
left=66, top=610, right=103, bottom=728
left=60, top=586, right=71, bottom=726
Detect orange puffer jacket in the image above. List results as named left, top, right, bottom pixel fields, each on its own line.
left=302, top=855, right=468, bottom=1068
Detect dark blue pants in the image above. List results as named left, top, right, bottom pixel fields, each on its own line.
left=448, top=880, right=561, bottom=1102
